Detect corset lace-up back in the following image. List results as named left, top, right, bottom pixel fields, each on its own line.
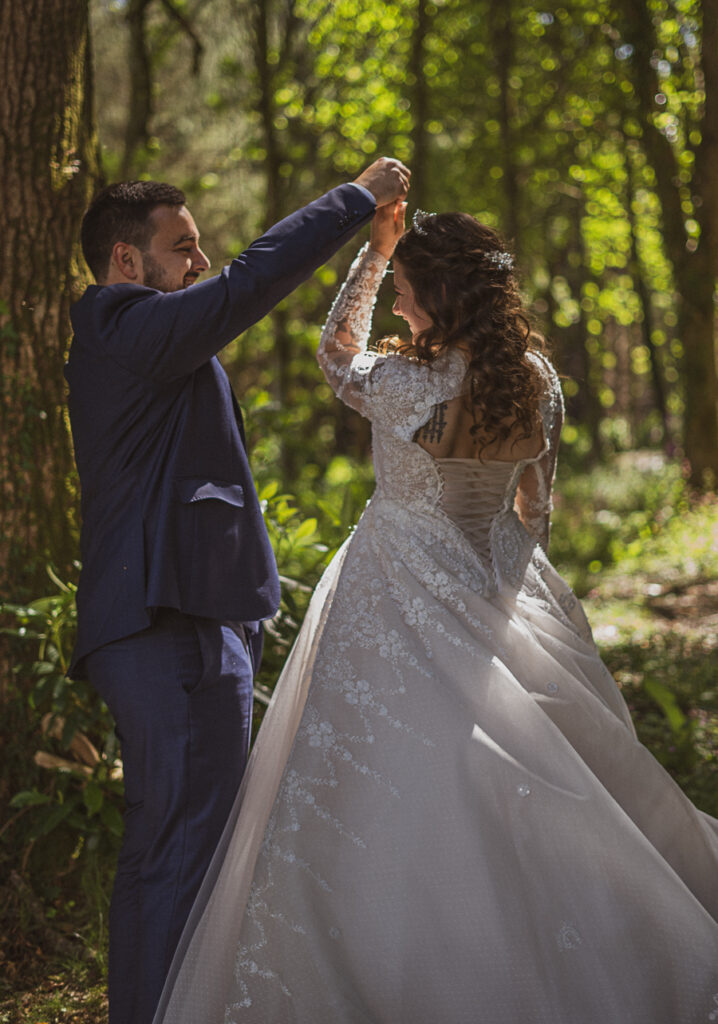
left=436, top=458, right=516, bottom=561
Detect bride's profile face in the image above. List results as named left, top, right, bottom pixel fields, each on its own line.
left=392, top=261, right=433, bottom=338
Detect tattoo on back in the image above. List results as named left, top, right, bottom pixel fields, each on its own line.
left=420, top=402, right=449, bottom=443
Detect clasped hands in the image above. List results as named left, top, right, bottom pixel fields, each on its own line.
left=353, top=156, right=410, bottom=260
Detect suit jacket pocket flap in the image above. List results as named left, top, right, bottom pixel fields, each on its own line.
left=176, top=478, right=245, bottom=507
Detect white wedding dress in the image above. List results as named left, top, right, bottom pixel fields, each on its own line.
left=154, top=246, right=718, bottom=1024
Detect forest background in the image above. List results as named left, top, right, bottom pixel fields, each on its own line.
left=1, top=0, right=717, bottom=1020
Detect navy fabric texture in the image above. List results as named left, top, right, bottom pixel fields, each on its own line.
left=65, top=183, right=375, bottom=674
left=85, top=610, right=254, bottom=1024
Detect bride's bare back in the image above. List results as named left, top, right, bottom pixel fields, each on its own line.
left=414, top=389, right=544, bottom=462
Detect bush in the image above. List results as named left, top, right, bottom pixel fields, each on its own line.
left=550, top=451, right=692, bottom=595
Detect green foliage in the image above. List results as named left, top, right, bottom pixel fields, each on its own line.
left=550, top=450, right=693, bottom=595
left=1, top=573, right=124, bottom=873
left=252, top=466, right=373, bottom=717
left=603, top=634, right=718, bottom=817
left=90, top=0, right=713, bottom=475
left=0, top=577, right=119, bottom=966
left=555, top=453, right=718, bottom=815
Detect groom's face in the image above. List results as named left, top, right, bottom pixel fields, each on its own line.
left=138, top=204, right=211, bottom=292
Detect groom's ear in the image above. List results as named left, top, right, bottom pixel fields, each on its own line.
left=108, top=241, right=143, bottom=284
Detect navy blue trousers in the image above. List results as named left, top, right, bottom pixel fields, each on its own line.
left=85, top=609, right=257, bottom=1024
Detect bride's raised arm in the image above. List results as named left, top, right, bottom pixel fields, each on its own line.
left=317, top=244, right=389, bottom=408
left=317, top=202, right=406, bottom=415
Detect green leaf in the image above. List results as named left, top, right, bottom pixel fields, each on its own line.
left=644, top=678, right=687, bottom=736
left=100, top=801, right=125, bottom=837
left=316, top=499, right=342, bottom=527
left=10, top=789, right=51, bottom=808
left=31, top=660, right=57, bottom=676
left=258, top=480, right=279, bottom=502
left=291, top=517, right=318, bottom=542
left=30, top=795, right=81, bottom=839
left=29, top=596, right=63, bottom=614
left=84, top=780, right=104, bottom=816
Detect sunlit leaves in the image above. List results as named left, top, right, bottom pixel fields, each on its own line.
left=87, top=0, right=714, bottom=464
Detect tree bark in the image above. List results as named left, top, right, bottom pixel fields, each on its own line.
left=0, top=0, right=99, bottom=600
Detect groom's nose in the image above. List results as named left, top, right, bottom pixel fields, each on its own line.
left=194, top=245, right=211, bottom=272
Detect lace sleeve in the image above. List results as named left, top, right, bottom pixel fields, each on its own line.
left=317, top=243, right=390, bottom=418
left=513, top=354, right=564, bottom=551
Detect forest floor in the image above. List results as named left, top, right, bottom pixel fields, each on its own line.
left=2, top=457, right=717, bottom=1024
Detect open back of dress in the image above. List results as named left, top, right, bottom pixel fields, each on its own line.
left=437, top=457, right=516, bottom=560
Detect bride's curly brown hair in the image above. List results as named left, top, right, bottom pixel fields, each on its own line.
left=386, top=211, right=545, bottom=457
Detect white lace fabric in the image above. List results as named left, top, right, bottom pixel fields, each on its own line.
left=154, top=243, right=718, bottom=1024
left=318, top=244, right=562, bottom=556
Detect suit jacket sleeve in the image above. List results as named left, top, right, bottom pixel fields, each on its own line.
left=91, top=183, right=375, bottom=381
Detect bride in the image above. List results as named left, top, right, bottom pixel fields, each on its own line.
left=154, top=201, right=718, bottom=1023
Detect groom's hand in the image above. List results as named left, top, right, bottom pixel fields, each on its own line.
left=353, top=157, right=411, bottom=207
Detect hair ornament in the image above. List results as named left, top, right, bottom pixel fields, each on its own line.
left=411, top=209, right=434, bottom=234
left=485, top=250, right=514, bottom=272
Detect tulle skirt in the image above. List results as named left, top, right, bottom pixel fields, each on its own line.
left=154, top=498, right=718, bottom=1024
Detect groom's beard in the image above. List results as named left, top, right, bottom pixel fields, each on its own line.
left=141, top=252, right=196, bottom=292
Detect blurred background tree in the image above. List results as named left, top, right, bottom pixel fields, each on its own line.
left=85, top=0, right=718, bottom=490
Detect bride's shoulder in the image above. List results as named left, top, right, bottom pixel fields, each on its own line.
left=527, top=349, right=560, bottom=393
left=363, top=344, right=466, bottom=417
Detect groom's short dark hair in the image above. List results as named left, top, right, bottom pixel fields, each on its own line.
left=81, top=180, right=187, bottom=282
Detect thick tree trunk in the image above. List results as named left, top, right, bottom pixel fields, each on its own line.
left=0, top=0, right=99, bottom=600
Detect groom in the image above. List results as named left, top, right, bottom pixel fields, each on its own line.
left=65, top=157, right=409, bottom=1024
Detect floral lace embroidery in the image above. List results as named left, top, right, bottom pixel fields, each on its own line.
left=229, top=242, right=597, bottom=1009
left=556, top=923, right=583, bottom=952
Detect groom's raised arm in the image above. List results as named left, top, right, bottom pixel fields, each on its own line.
left=88, top=160, right=410, bottom=382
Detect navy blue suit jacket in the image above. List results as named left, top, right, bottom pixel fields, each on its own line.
left=65, top=184, right=375, bottom=675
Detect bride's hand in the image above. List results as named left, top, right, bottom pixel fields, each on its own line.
left=369, top=199, right=407, bottom=260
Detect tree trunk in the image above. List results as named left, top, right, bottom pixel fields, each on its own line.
left=619, top=0, right=718, bottom=485
left=121, top=0, right=153, bottom=178
left=0, top=0, right=99, bottom=601
left=549, top=191, right=604, bottom=460
left=490, top=0, right=521, bottom=250
left=682, top=0, right=718, bottom=484
left=408, top=0, right=432, bottom=210
left=250, top=0, right=295, bottom=480
left=623, top=139, right=672, bottom=449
